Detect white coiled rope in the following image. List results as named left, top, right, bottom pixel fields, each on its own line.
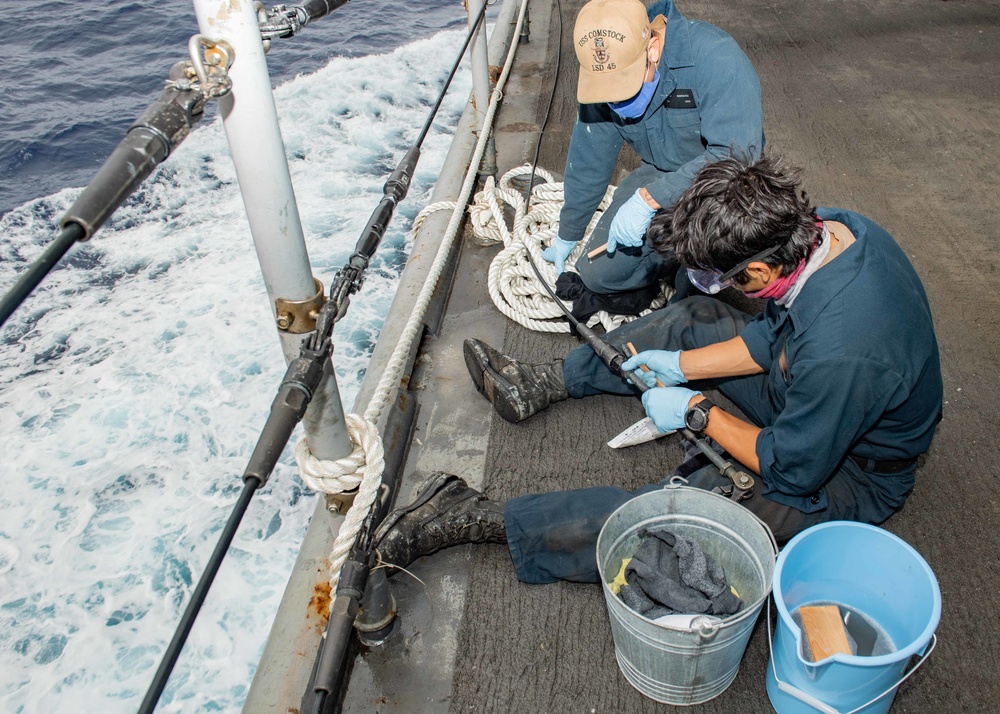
left=294, top=0, right=532, bottom=596
left=415, top=164, right=671, bottom=333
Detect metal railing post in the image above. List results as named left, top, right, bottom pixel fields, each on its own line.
left=191, top=0, right=351, bottom=462
left=467, top=0, right=497, bottom=176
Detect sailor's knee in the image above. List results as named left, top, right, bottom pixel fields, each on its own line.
left=574, top=249, right=657, bottom=294
left=573, top=256, right=613, bottom=293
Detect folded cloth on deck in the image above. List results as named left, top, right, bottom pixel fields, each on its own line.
left=619, top=527, right=743, bottom=621
left=555, top=272, right=660, bottom=333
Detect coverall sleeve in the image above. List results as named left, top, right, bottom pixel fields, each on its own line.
left=558, top=103, right=625, bottom=243
left=755, top=356, right=903, bottom=497
left=645, top=35, right=764, bottom=209
left=738, top=309, right=779, bottom=371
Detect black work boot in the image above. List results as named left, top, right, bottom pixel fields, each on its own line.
left=463, top=338, right=568, bottom=423
left=375, top=473, right=506, bottom=569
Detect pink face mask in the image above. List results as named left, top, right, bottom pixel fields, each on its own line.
left=744, top=258, right=807, bottom=300
left=744, top=218, right=824, bottom=300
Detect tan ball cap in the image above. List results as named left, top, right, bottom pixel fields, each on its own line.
left=574, top=0, right=652, bottom=104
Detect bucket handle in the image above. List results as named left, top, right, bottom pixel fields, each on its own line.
left=767, top=598, right=938, bottom=714
left=664, top=477, right=779, bottom=558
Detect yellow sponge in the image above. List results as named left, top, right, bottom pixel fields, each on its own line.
left=610, top=558, right=632, bottom=595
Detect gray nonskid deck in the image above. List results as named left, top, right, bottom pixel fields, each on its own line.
left=346, top=0, right=1000, bottom=711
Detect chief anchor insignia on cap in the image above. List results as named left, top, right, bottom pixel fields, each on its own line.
left=593, top=37, right=610, bottom=65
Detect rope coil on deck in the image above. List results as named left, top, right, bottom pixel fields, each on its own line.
left=413, top=164, right=671, bottom=333
left=294, top=0, right=533, bottom=596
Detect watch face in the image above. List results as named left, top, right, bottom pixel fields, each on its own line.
left=685, top=405, right=709, bottom=432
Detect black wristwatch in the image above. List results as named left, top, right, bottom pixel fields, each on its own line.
left=684, top=397, right=716, bottom=434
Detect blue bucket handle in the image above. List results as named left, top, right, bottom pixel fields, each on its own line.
left=767, top=598, right=938, bottom=714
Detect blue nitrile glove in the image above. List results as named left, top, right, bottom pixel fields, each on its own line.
left=642, top=387, right=702, bottom=433
left=542, top=236, right=577, bottom=274
left=621, top=350, right=685, bottom=389
left=607, top=189, right=656, bottom=254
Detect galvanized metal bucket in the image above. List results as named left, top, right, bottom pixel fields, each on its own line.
left=596, top=482, right=778, bottom=705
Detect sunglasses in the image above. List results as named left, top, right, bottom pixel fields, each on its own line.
left=686, top=243, right=782, bottom=294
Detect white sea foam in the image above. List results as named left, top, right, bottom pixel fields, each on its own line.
left=0, top=28, right=472, bottom=713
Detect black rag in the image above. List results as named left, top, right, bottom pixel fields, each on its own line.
left=554, top=272, right=661, bottom=335
left=619, top=527, right=744, bottom=621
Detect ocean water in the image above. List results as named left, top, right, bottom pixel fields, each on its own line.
left=0, top=0, right=481, bottom=710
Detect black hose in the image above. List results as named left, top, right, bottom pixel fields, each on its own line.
left=0, top=64, right=204, bottom=330
left=415, top=2, right=489, bottom=148
left=523, top=0, right=562, bottom=214
left=323, top=3, right=489, bottom=326
left=301, top=0, right=351, bottom=24
left=137, top=344, right=325, bottom=713
left=137, top=478, right=261, bottom=714
left=0, top=224, right=84, bottom=328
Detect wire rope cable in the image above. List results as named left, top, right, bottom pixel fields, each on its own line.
left=0, top=224, right=84, bottom=327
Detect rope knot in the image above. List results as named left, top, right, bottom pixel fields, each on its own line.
left=294, top=413, right=384, bottom=497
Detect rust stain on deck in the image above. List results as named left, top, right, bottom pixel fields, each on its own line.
left=309, top=578, right=332, bottom=630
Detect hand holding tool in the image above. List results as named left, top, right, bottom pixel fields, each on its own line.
left=642, top=386, right=702, bottom=432
left=622, top=343, right=755, bottom=502
left=622, top=349, right=685, bottom=388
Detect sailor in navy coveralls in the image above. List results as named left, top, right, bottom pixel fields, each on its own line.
left=544, top=0, right=765, bottom=301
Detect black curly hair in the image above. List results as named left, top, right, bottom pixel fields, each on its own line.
left=647, top=154, right=820, bottom=284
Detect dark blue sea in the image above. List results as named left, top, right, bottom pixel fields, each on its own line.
left=0, top=0, right=471, bottom=216
left=0, top=0, right=488, bottom=710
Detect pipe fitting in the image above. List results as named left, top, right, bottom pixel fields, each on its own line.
left=275, top=278, right=325, bottom=333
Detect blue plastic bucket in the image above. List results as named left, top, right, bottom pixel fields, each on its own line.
left=766, top=522, right=940, bottom=714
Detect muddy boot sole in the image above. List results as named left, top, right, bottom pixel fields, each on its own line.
left=463, top=338, right=491, bottom=399
left=481, top=363, right=529, bottom=423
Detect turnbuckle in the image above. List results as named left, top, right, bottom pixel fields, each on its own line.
left=713, top=465, right=755, bottom=502
left=255, top=2, right=309, bottom=47
left=713, top=482, right=754, bottom=503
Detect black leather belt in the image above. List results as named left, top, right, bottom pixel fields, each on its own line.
left=849, top=453, right=919, bottom=474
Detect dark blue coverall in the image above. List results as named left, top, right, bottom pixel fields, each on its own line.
left=561, top=0, right=765, bottom=295
left=505, top=209, right=943, bottom=584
